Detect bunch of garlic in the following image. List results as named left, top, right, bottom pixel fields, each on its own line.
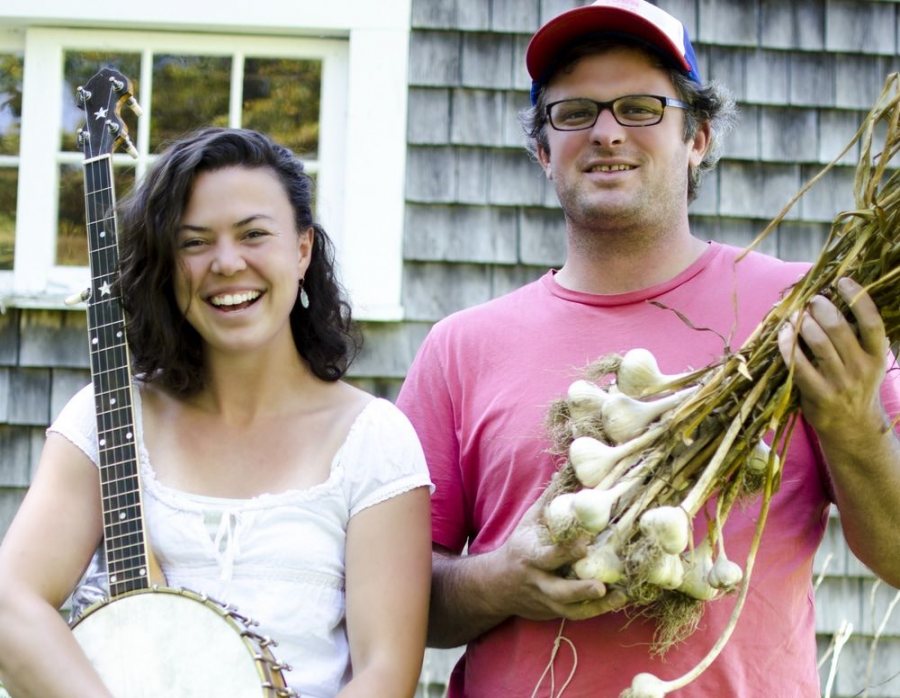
left=542, top=348, right=770, bottom=605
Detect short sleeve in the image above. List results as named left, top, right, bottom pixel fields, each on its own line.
left=339, top=398, right=433, bottom=517
left=396, top=324, right=469, bottom=553
left=46, top=383, right=100, bottom=467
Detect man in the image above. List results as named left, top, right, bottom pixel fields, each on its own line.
left=397, top=1, right=900, bottom=695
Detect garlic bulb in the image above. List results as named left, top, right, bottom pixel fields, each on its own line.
left=708, top=555, right=743, bottom=590
left=617, top=348, right=690, bottom=398
left=746, top=439, right=778, bottom=474
left=566, top=379, right=608, bottom=421
left=639, top=506, right=690, bottom=555
left=600, top=386, right=696, bottom=444
left=572, top=535, right=625, bottom=583
left=543, top=492, right=578, bottom=541
left=622, top=672, right=668, bottom=698
left=646, top=553, right=685, bottom=589
left=568, top=435, right=643, bottom=488
left=678, top=539, right=719, bottom=601
left=570, top=481, right=631, bottom=534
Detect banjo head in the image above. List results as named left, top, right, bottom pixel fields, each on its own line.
left=71, top=587, right=293, bottom=697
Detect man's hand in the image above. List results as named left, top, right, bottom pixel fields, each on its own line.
left=491, top=492, right=628, bottom=622
left=777, top=276, right=890, bottom=442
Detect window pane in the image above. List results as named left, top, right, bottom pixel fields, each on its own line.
left=57, top=163, right=135, bottom=267
left=0, top=168, right=16, bottom=270
left=62, top=52, right=141, bottom=152
left=242, top=58, right=321, bottom=160
left=151, top=55, right=231, bottom=151
left=0, top=53, right=23, bottom=156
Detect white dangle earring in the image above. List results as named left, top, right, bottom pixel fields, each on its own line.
left=299, top=278, right=310, bottom=309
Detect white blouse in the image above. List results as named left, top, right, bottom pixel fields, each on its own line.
left=49, top=384, right=432, bottom=698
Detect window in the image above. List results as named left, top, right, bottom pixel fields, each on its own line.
left=3, top=3, right=411, bottom=320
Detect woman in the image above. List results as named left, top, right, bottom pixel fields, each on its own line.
left=0, top=128, right=432, bottom=697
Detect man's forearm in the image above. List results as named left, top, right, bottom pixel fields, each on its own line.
left=822, top=414, right=900, bottom=587
left=427, top=549, right=510, bottom=648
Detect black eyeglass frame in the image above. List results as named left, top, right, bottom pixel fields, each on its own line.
left=545, top=94, right=691, bottom=130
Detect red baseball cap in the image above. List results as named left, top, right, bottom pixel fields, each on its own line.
left=526, top=0, right=701, bottom=104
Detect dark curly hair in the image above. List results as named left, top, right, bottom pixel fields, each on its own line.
left=116, top=127, right=360, bottom=395
left=520, top=36, right=737, bottom=203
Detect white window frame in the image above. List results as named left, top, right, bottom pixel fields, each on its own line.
left=2, top=1, right=410, bottom=320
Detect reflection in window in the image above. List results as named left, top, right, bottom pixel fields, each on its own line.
left=62, top=52, right=141, bottom=152
left=151, top=55, right=231, bottom=151
left=56, top=163, right=135, bottom=267
left=0, top=168, right=16, bottom=270
left=0, top=52, right=23, bottom=270
left=243, top=58, right=321, bottom=160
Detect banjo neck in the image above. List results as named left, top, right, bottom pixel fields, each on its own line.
left=77, top=69, right=150, bottom=599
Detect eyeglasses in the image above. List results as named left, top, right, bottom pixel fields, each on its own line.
left=545, top=94, right=690, bottom=130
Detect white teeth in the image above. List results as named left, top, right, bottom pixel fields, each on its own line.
left=210, top=290, right=261, bottom=307
left=590, top=164, right=633, bottom=172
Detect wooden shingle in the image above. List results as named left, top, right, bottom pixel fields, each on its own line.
left=0, top=309, right=19, bottom=366
left=408, top=31, right=462, bottom=87
left=797, top=164, right=856, bottom=223
left=461, top=33, right=516, bottom=90
left=760, top=0, right=826, bottom=51
left=0, top=489, right=26, bottom=540
left=7, top=368, right=51, bottom=426
left=404, top=203, right=518, bottom=264
left=19, top=309, right=89, bottom=369
left=406, top=146, right=458, bottom=203
left=746, top=50, right=791, bottom=105
left=0, top=425, right=32, bottom=487
left=353, top=321, right=433, bottom=379
left=819, top=109, right=863, bottom=165
left=518, top=207, right=566, bottom=266
left=451, top=89, right=506, bottom=146
left=721, top=104, right=760, bottom=162
left=825, top=0, right=897, bottom=56
left=456, top=148, right=491, bottom=205
left=491, top=0, right=540, bottom=33
left=402, top=262, right=494, bottom=321
left=759, top=106, right=819, bottom=163
left=488, top=149, right=546, bottom=206
left=408, top=88, right=451, bottom=145
left=50, top=368, right=90, bottom=422
left=456, top=0, right=491, bottom=31
left=697, top=0, right=759, bottom=47
left=718, top=161, right=802, bottom=220
left=790, top=52, right=836, bottom=107
left=835, top=55, right=900, bottom=110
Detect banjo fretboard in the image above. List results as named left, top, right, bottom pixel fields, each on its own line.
left=82, top=121, right=149, bottom=598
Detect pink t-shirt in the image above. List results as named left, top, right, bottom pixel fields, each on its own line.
left=398, top=242, right=900, bottom=697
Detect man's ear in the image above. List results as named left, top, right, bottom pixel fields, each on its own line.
left=537, top=143, right=553, bottom=180
left=688, top=121, right=711, bottom=168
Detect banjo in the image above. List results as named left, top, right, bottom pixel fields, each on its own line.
left=67, top=68, right=297, bottom=697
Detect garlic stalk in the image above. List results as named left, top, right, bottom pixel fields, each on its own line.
left=639, top=506, right=690, bottom=555
left=601, top=386, right=698, bottom=445
left=617, top=348, right=692, bottom=398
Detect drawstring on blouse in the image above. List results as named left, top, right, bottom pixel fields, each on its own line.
left=213, top=510, right=245, bottom=582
